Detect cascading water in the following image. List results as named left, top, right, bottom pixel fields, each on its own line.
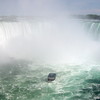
left=82, top=20, right=100, bottom=40
left=0, top=17, right=100, bottom=100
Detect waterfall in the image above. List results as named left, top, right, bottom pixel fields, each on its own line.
left=0, top=18, right=100, bottom=100
left=0, top=17, right=99, bottom=64
left=82, top=20, right=100, bottom=39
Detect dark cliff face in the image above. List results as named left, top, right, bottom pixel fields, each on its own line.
left=73, top=14, right=100, bottom=20
left=86, top=14, right=100, bottom=20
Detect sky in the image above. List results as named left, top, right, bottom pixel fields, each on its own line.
left=0, top=0, right=100, bottom=16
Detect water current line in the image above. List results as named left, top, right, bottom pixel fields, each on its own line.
left=89, top=23, right=95, bottom=33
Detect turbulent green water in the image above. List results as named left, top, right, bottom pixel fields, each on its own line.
left=0, top=60, right=100, bottom=100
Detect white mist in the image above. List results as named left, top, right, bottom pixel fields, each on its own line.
left=0, top=17, right=98, bottom=65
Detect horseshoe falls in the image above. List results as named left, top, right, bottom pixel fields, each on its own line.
left=0, top=17, right=100, bottom=100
